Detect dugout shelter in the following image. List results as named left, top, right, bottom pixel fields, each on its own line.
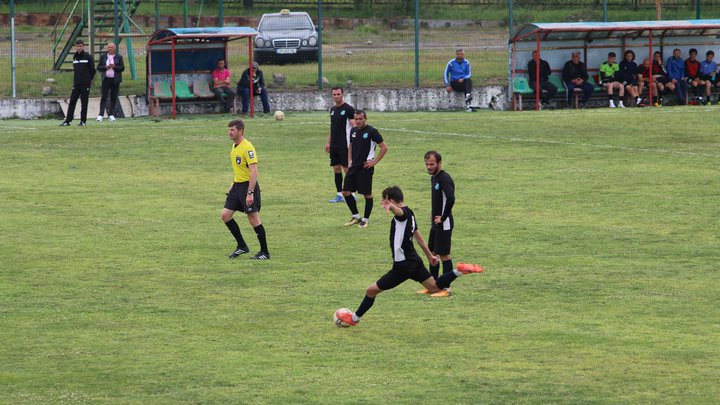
left=510, top=19, right=720, bottom=110
left=147, top=27, right=259, bottom=118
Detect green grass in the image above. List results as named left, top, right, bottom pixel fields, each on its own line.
left=1, top=109, right=720, bottom=403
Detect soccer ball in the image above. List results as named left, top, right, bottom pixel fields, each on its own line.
left=334, top=308, right=353, bottom=327
left=274, top=110, right=284, bottom=121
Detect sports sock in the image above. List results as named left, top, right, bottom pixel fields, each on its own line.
left=224, top=219, right=247, bottom=248
left=253, top=224, right=268, bottom=253
left=355, top=294, right=375, bottom=318
left=429, top=263, right=440, bottom=281
left=437, top=271, right=459, bottom=290
left=442, top=259, right=454, bottom=275
left=345, top=194, right=359, bottom=215
left=334, top=172, right=343, bottom=193
left=363, top=197, right=373, bottom=219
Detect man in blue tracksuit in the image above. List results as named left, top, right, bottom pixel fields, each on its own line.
left=444, top=48, right=473, bottom=111
left=665, top=48, right=688, bottom=105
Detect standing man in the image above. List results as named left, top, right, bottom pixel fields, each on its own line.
left=60, top=40, right=95, bottom=126
left=325, top=86, right=355, bottom=203
left=527, top=50, right=557, bottom=107
left=342, top=110, right=388, bottom=229
left=221, top=119, right=270, bottom=260
left=561, top=50, right=594, bottom=108
left=96, top=42, right=125, bottom=122
left=444, top=48, right=473, bottom=112
left=212, top=59, right=235, bottom=113
left=417, top=151, right=456, bottom=298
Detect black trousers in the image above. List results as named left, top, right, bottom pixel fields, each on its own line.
left=529, top=80, right=558, bottom=103
left=99, top=77, right=120, bottom=117
left=66, top=82, right=91, bottom=122
left=450, top=78, right=472, bottom=95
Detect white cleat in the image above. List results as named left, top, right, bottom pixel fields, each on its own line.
left=109, top=115, right=116, bottom=122
left=96, top=116, right=103, bottom=122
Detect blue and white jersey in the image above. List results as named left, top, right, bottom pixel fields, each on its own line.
left=349, top=124, right=384, bottom=168
left=444, top=58, right=471, bottom=85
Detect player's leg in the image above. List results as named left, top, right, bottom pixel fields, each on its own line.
left=329, top=148, right=347, bottom=203
left=342, top=169, right=361, bottom=226
left=222, top=184, right=250, bottom=258
left=64, top=84, right=81, bottom=124
left=339, top=264, right=408, bottom=326
left=245, top=185, right=269, bottom=260
left=357, top=169, right=373, bottom=228
left=79, top=84, right=90, bottom=124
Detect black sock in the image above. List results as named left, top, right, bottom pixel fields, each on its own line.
left=437, top=271, right=458, bottom=290
left=442, top=259, right=454, bottom=275
left=363, top=197, right=373, bottom=219
left=334, top=172, right=343, bottom=193
left=224, top=219, right=247, bottom=248
left=429, top=263, right=440, bottom=281
left=253, top=224, right=268, bottom=253
left=356, top=294, right=375, bottom=318
left=345, top=194, right=359, bottom=215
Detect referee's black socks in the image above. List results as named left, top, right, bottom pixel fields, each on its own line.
left=224, top=218, right=248, bottom=249
left=253, top=224, right=269, bottom=254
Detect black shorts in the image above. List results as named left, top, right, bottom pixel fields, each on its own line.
left=329, top=146, right=348, bottom=167
left=428, top=225, right=453, bottom=256
left=224, top=182, right=261, bottom=213
left=376, top=257, right=433, bottom=291
left=342, top=166, right=374, bottom=195
left=655, top=76, right=670, bottom=85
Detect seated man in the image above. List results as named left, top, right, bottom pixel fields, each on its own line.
left=666, top=48, right=688, bottom=105
left=444, top=48, right=473, bottom=112
left=561, top=51, right=594, bottom=108
left=599, top=52, right=624, bottom=108
left=651, top=51, right=673, bottom=106
left=237, top=61, right=271, bottom=114
left=619, top=50, right=642, bottom=106
left=698, top=50, right=717, bottom=105
left=639, top=58, right=663, bottom=107
left=527, top=50, right=557, bottom=107
left=685, top=48, right=702, bottom=104
left=212, top=58, right=235, bottom=113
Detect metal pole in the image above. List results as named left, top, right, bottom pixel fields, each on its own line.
left=414, top=0, right=419, bottom=88
left=535, top=32, right=540, bottom=110
left=184, top=0, right=188, bottom=28
left=11, top=0, right=16, bottom=98
left=508, top=0, right=514, bottom=41
left=696, top=0, right=701, bottom=19
left=122, top=0, right=136, bottom=79
left=649, top=30, right=654, bottom=103
left=114, top=0, right=120, bottom=45
left=155, top=0, right=160, bottom=30
left=603, top=0, right=608, bottom=22
left=317, top=0, right=323, bottom=90
left=219, top=0, right=223, bottom=27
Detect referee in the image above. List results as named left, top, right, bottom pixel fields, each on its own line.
left=221, top=119, right=270, bottom=260
left=418, top=151, right=455, bottom=297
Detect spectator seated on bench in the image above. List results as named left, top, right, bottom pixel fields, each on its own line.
left=562, top=50, right=594, bottom=108
left=212, top=58, right=236, bottom=113
left=236, top=61, right=270, bottom=114
left=444, top=48, right=473, bottom=112
left=527, top=50, right=557, bottom=107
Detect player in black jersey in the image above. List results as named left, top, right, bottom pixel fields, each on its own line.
left=341, top=110, right=388, bottom=228
left=418, top=151, right=457, bottom=297
left=325, top=87, right=355, bottom=203
left=335, top=186, right=482, bottom=327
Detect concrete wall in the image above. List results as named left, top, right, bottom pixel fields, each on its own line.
left=1, top=87, right=508, bottom=119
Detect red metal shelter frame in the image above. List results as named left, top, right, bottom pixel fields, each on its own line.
left=147, top=27, right=259, bottom=118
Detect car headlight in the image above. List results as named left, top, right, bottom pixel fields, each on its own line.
left=308, top=36, right=317, bottom=46
left=302, top=39, right=308, bottom=46
left=264, top=39, right=272, bottom=48
left=255, top=37, right=264, bottom=48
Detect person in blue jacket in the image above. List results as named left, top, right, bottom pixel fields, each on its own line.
left=444, top=48, right=473, bottom=112
left=665, top=48, right=688, bottom=105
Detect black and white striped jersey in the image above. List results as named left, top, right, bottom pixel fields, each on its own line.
left=389, top=206, right=420, bottom=262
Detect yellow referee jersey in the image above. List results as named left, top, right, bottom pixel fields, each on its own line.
left=230, top=138, right=258, bottom=183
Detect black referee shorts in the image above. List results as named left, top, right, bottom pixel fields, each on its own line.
left=329, top=146, right=348, bottom=167
left=376, top=257, right=433, bottom=291
left=428, top=225, right=452, bottom=256
left=224, top=181, right=261, bottom=213
left=342, top=166, right=373, bottom=195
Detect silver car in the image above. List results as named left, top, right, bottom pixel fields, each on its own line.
left=253, top=10, right=319, bottom=64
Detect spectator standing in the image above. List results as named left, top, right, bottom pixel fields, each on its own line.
left=60, top=40, right=95, bottom=126
left=599, top=52, right=624, bottom=108
left=527, top=50, right=557, bottom=107
left=237, top=61, right=271, bottom=114
left=444, top=48, right=473, bottom=112
left=212, top=59, right=235, bottom=113
left=561, top=51, right=594, bottom=108
left=666, top=48, right=688, bottom=105
left=96, top=43, right=125, bottom=122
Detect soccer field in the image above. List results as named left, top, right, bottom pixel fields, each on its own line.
left=1, top=109, right=719, bottom=403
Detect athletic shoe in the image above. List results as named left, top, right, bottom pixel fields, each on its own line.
left=78, top=122, right=87, bottom=126
left=430, top=289, right=452, bottom=298
left=416, top=288, right=431, bottom=294
left=456, top=262, right=483, bottom=274
left=344, top=217, right=361, bottom=227
left=465, top=106, right=473, bottom=112
left=336, top=311, right=358, bottom=326
left=358, top=219, right=369, bottom=228
left=250, top=251, right=270, bottom=260
left=96, top=116, right=103, bottom=122
left=109, top=115, right=116, bottom=122
left=228, top=246, right=250, bottom=258
left=328, top=195, right=344, bottom=203
left=465, top=93, right=473, bottom=102
left=59, top=121, right=70, bottom=126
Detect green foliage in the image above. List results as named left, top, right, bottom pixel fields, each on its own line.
left=1, top=109, right=719, bottom=403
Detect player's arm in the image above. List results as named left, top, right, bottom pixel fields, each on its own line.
left=441, top=180, right=455, bottom=221
left=326, top=130, right=331, bottom=153
left=381, top=199, right=403, bottom=217
left=414, top=230, right=439, bottom=266
left=246, top=163, right=258, bottom=204
left=347, top=143, right=353, bottom=168
left=364, top=141, right=388, bottom=168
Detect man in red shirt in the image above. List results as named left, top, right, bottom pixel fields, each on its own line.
left=212, top=59, right=235, bottom=113
left=685, top=49, right=702, bottom=104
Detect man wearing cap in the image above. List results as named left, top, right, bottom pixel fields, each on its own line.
left=236, top=61, right=271, bottom=114
left=60, top=40, right=96, bottom=126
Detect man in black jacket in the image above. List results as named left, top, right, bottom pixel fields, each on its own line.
left=236, top=62, right=271, bottom=114
left=527, top=50, right=557, bottom=106
left=60, top=40, right=96, bottom=126
left=562, top=51, right=594, bottom=108
left=96, top=42, right=125, bottom=122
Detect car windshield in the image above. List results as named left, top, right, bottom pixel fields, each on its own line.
left=259, top=15, right=312, bottom=31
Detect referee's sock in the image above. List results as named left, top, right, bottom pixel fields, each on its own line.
left=345, top=194, right=359, bottom=216
left=224, top=218, right=247, bottom=248
left=363, top=197, right=373, bottom=219
left=355, top=294, right=375, bottom=321
left=253, top=224, right=269, bottom=253
left=334, top=172, right=343, bottom=193
left=429, top=263, right=440, bottom=281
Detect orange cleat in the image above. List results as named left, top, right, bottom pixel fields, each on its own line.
left=336, top=311, right=358, bottom=326
left=416, top=288, right=431, bottom=294
left=430, top=289, right=452, bottom=298
left=457, top=262, right=483, bottom=274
